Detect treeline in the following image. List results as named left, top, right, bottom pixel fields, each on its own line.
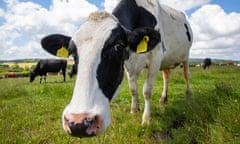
left=0, top=64, right=32, bottom=78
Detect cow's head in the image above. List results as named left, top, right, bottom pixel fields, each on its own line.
left=29, top=71, right=35, bottom=82
left=41, top=11, right=160, bottom=138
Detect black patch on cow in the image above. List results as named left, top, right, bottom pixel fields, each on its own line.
left=184, top=23, right=191, bottom=42
left=68, top=40, right=79, bottom=76
left=112, top=0, right=157, bottom=30
left=96, top=25, right=128, bottom=101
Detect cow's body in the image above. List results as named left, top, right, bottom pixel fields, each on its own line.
left=40, top=0, right=192, bottom=138
left=114, top=1, right=192, bottom=123
left=30, top=59, right=67, bottom=83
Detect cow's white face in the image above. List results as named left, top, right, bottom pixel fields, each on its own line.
left=41, top=11, right=160, bottom=138
left=63, top=12, right=128, bottom=137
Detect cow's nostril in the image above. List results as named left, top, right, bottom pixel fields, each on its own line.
left=67, top=117, right=96, bottom=138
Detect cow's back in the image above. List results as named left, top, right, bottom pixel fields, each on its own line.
left=44, top=59, right=67, bottom=72
left=159, top=4, right=193, bottom=69
left=125, top=2, right=193, bottom=70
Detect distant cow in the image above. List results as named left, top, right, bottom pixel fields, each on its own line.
left=5, top=72, right=17, bottom=78
left=227, top=61, right=234, bottom=66
left=30, top=59, right=67, bottom=83
left=203, top=58, right=212, bottom=69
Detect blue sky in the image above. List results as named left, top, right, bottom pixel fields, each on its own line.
left=211, top=0, right=240, bottom=13
left=0, top=0, right=240, bottom=60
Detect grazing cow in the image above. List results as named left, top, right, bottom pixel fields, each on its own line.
left=40, top=0, right=192, bottom=138
left=30, top=59, right=67, bottom=83
left=203, top=58, right=212, bottom=69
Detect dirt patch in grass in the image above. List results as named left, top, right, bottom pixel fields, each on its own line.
left=151, top=115, right=187, bottom=142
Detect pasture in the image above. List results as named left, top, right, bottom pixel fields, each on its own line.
left=0, top=66, right=239, bottom=143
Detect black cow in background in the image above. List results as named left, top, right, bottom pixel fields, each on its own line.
left=30, top=59, right=67, bottom=83
left=203, top=58, right=212, bottom=69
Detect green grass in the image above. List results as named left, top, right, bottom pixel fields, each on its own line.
left=0, top=66, right=239, bottom=143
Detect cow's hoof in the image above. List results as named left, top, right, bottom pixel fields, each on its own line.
left=159, top=97, right=167, bottom=105
left=131, top=107, right=140, bottom=114
left=142, top=115, right=151, bottom=126
left=186, top=90, right=191, bottom=98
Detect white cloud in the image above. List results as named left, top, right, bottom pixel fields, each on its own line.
left=103, top=0, right=121, bottom=12
left=0, top=8, right=4, bottom=17
left=0, top=0, right=98, bottom=60
left=189, top=5, right=240, bottom=60
left=49, top=0, right=98, bottom=25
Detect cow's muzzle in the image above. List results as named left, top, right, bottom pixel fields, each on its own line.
left=63, top=113, right=103, bottom=138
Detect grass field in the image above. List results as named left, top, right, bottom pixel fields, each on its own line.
left=0, top=66, right=239, bottom=143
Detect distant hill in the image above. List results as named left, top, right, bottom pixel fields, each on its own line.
left=0, top=59, right=39, bottom=63
left=189, top=58, right=239, bottom=65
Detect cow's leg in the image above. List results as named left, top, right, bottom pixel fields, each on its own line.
left=40, top=76, right=42, bottom=84
left=159, top=69, right=170, bottom=104
left=183, top=61, right=191, bottom=98
left=62, top=68, right=66, bottom=82
left=44, top=75, right=47, bottom=83
left=142, top=52, right=162, bottom=125
left=126, top=72, right=140, bottom=114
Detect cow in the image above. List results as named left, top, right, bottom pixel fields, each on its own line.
left=203, top=58, right=212, bottom=69
left=4, top=72, right=17, bottom=78
left=30, top=59, right=67, bottom=83
left=115, top=1, right=192, bottom=122
left=40, top=0, right=192, bottom=138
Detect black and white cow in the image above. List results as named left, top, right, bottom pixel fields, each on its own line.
left=41, top=0, right=192, bottom=138
left=30, top=59, right=67, bottom=83
left=115, top=1, right=193, bottom=118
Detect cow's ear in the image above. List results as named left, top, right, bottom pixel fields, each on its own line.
left=41, top=34, right=71, bottom=58
left=127, top=27, right=161, bottom=53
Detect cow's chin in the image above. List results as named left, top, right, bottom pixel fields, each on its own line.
left=62, top=105, right=111, bottom=138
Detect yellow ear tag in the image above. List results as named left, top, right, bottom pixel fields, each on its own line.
left=136, top=35, right=149, bottom=53
left=56, top=46, right=69, bottom=58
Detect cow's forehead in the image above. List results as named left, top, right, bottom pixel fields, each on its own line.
left=87, top=11, right=118, bottom=22
left=72, top=11, right=120, bottom=48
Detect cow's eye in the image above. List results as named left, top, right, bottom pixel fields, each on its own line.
left=114, top=43, right=125, bottom=52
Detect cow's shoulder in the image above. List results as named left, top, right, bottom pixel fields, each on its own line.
left=159, top=4, right=186, bottom=21
left=112, top=0, right=157, bottom=30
